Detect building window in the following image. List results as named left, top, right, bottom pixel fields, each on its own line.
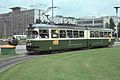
left=94, top=20, right=103, bottom=23
left=83, top=21, right=92, bottom=24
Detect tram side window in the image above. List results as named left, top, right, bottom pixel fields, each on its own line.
left=108, top=32, right=112, bottom=37
left=60, top=30, right=66, bottom=38
left=73, top=31, right=78, bottom=38
left=103, top=32, right=108, bottom=37
left=95, top=31, right=100, bottom=37
left=67, top=30, right=72, bottom=38
left=90, top=31, right=94, bottom=38
left=27, top=31, right=38, bottom=39
left=51, top=30, right=59, bottom=38
left=39, top=30, right=49, bottom=38
left=79, top=31, right=84, bottom=37
left=112, top=32, right=115, bottom=37
left=100, top=32, right=104, bottom=37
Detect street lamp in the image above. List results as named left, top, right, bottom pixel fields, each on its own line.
left=114, top=6, right=120, bottom=41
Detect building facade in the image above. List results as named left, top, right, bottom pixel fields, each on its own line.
left=77, top=16, right=120, bottom=28
left=0, top=7, right=48, bottom=36
left=51, top=15, right=77, bottom=25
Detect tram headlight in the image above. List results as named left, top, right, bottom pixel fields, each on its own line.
left=26, top=41, right=32, bottom=46
left=29, top=43, right=32, bottom=46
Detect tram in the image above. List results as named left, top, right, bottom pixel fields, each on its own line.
left=26, top=24, right=114, bottom=53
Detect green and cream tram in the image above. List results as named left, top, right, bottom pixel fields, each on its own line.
left=26, top=24, right=114, bottom=53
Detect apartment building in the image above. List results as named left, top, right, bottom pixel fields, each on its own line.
left=0, top=7, right=48, bottom=36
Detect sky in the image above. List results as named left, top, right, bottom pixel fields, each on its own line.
left=0, top=0, right=120, bottom=18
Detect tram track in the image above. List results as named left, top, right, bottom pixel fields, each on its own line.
left=0, top=55, right=39, bottom=73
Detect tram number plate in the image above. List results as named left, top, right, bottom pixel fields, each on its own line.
left=53, top=40, right=59, bottom=45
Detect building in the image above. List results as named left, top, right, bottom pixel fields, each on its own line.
left=77, top=16, right=120, bottom=29
left=77, top=17, right=103, bottom=28
left=0, top=7, right=49, bottom=36
left=52, top=15, right=77, bottom=25
left=52, top=15, right=120, bottom=29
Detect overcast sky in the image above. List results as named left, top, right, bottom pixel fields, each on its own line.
left=0, top=0, right=120, bottom=18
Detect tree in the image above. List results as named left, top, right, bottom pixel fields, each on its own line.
left=109, top=18, right=115, bottom=30
left=118, top=22, right=120, bottom=37
left=105, top=23, right=110, bottom=28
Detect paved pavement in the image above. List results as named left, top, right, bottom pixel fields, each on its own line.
left=15, top=45, right=27, bottom=54
left=113, top=41, right=120, bottom=47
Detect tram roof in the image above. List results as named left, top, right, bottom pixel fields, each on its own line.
left=32, top=24, right=86, bottom=29
left=31, top=24, right=113, bottom=31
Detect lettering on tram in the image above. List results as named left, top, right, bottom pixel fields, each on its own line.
left=53, top=40, right=59, bottom=45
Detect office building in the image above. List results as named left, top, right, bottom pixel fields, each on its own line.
left=0, top=7, right=48, bottom=36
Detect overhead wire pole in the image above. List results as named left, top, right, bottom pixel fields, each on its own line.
left=114, top=6, right=120, bottom=41
left=30, top=0, right=58, bottom=24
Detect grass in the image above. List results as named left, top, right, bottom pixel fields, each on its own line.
left=0, top=47, right=120, bottom=80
